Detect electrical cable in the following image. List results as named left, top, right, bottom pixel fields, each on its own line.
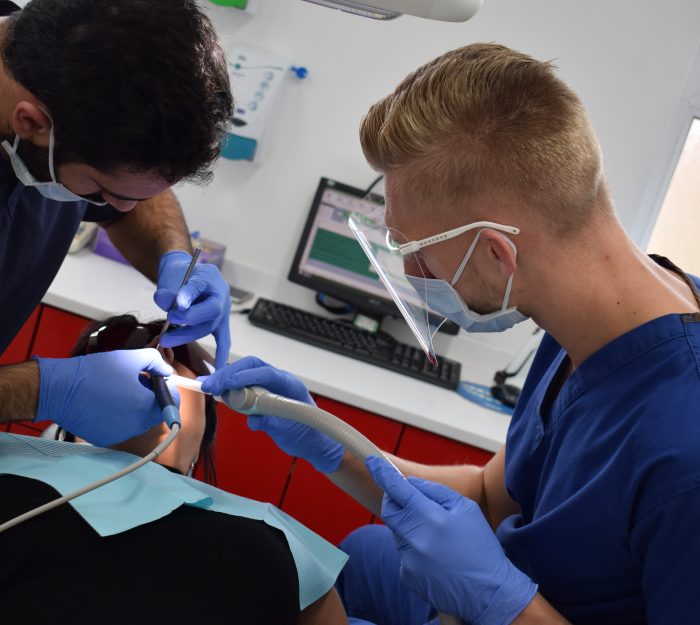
left=0, top=423, right=179, bottom=534
left=0, top=375, right=182, bottom=534
left=365, top=174, right=384, bottom=195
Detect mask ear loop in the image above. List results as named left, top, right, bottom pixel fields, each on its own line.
left=47, top=124, right=57, bottom=183
left=499, top=237, right=519, bottom=311
left=39, top=108, right=59, bottom=183
left=449, top=229, right=484, bottom=286
left=4, top=108, right=56, bottom=164
left=450, top=230, right=519, bottom=311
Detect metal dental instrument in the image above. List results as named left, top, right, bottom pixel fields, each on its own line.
left=157, top=247, right=201, bottom=349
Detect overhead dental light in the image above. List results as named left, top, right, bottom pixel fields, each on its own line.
left=302, top=0, right=482, bottom=22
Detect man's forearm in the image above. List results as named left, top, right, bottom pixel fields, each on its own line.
left=512, top=593, right=571, bottom=624
left=328, top=451, right=487, bottom=517
left=103, top=189, right=192, bottom=281
left=0, top=361, right=40, bottom=423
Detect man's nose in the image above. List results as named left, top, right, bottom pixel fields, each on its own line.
left=403, top=255, right=435, bottom=279
left=106, top=195, right=138, bottom=212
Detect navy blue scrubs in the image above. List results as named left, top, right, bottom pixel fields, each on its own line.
left=499, top=258, right=700, bottom=624
left=0, top=157, right=119, bottom=356
left=0, top=0, right=121, bottom=356
left=339, top=257, right=700, bottom=625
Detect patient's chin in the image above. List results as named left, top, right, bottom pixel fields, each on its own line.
left=110, top=421, right=168, bottom=455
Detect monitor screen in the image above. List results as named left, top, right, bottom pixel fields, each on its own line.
left=288, top=177, right=402, bottom=318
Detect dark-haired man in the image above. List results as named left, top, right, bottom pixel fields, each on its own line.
left=0, top=0, right=235, bottom=446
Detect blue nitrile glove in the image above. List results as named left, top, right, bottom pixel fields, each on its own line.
left=154, top=251, right=231, bottom=370
left=366, top=456, right=538, bottom=625
left=34, top=349, right=178, bottom=448
left=199, top=356, right=344, bottom=473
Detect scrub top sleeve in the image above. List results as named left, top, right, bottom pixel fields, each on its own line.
left=631, top=480, right=700, bottom=625
left=83, top=204, right=122, bottom=222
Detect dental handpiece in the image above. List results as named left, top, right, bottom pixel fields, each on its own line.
left=150, top=374, right=181, bottom=429
left=157, top=247, right=202, bottom=348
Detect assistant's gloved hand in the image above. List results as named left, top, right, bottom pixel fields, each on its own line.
left=34, top=349, right=176, bottom=448
left=154, top=250, right=231, bottom=370
left=366, top=456, right=537, bottom=625
left=199, top=356, right=344, bottom=473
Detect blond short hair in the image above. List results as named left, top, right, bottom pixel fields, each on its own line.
left=360, top=43, right=604, bottom=233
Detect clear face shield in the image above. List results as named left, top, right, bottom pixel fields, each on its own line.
left=348, top=177, right=521, bottom=362
left=348, top=207, right=447, bottom=366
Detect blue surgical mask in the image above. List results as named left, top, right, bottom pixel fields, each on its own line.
left=407, top=229, right=528, bottom=333
left=1, top=114, right=107, bottom=205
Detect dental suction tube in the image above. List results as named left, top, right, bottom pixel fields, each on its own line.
left=222, top=386, right=460, bottom=625
left=221, top=386, right=391, bottom=464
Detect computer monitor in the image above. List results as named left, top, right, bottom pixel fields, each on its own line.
left=288, top=177, right=458, bottom=334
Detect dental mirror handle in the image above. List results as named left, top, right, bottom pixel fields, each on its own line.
left=157, top=247, right=202, bottom=346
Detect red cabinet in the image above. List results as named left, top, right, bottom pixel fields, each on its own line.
left=31, top=306, right=93, bottom=358
left=280, top=396, right=403, bottom=545
left=396, top=425, right=495, bottom=467
left=7, top=305, right=92, bottom=436
left=0, top=306, right=41, bottom=365
left=198, top=403, right=294, bottom=506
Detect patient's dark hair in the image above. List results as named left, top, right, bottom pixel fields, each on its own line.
left=2, top=0, right=233, bottom=184
left=71, top=315, right=218, bottom=484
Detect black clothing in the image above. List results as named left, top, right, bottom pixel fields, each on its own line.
left=0, top=475, right=300, bottom=625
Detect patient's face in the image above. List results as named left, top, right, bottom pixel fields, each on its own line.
left=78, top=354, right=207, bottom=474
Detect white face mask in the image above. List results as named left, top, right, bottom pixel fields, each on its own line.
left=407, top=229, right=528, bottom=333
left=1, top=114, right=107, bottom=205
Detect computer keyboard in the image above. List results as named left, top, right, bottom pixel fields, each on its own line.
left=248, top=298, right=461, bottom=390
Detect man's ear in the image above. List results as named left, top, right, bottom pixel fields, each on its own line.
left=10, top=101, right=52, bottom=147
left=481, top=228, right=517, bottom=280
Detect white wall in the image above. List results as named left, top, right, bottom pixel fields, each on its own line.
left=170, top=0, right=700, bottom=280
left=13, top=0, right=700, bottom=276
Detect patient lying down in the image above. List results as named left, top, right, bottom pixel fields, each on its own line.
left=0, top=315, right=348, bottom=625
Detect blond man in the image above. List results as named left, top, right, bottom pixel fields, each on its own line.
left=202, top=43, right=700, bottom=625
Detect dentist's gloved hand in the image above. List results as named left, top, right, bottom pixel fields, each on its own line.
left=199, top=356, right=344, bottom=473
left=366, top=456, right=538, bottom=625
left=154, top=250, right=231, bottom=370
left=34, top=349, right=175, bottom=447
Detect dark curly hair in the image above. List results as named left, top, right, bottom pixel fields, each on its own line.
left=2, top=0, right=234, bottom=184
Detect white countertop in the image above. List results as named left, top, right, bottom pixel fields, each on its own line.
left=44, top=250, right=522, bottom=452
